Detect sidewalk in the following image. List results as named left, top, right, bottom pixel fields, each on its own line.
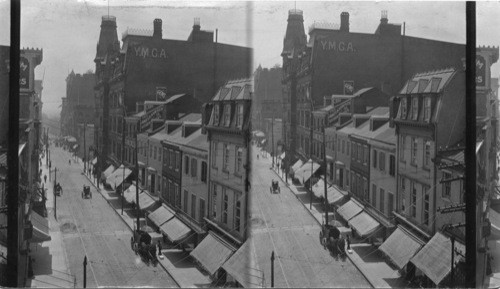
left=261, top=148, right=406, bottom=288
left=70, top=149, right=211, bottom=288
left=28, top=151, right=75, bottom=288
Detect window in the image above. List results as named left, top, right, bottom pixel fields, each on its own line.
left=234, top=192, right=241, bottom=232
left=389, top=155, right=395, bottom=176
left=400, top=97, right=407, bottom=119
left=191, top=158, right=197, bottom=178
left=379, top=188, right=385, bottom=214
left=363, top=177, right=369, bottom=200
left=387, top=192, right=394, bottom=216
left=150, top=146, right=152, bottom=158
left=199, top=198, right=206, bottom=222
left=346, top=141, right=350, bottom=156
left=410, top=182, right=417, bottom=218
left=400, top=177, right=406, bottom=212
left=236, top=104, right=244, bottom=128
left=169, top=150, right=175, bottom=168
left=442, top=172, right=451, bottom=198
left=212, top=184, right=218, bottom=219
left=154, top=146, right=157, bottom=160
left=400, top=135, right=406, bottom=161
left=223, top=104, right=231, bottom=127
left=184, top=156, right=190, bottom=174
left=342, top=140, right=345, bottom=154
left=213, top=104, right=220, bottom=125
left=223, top=143, right=230, bottom=171
left=346, top=169, right=350, bottom=186
left=191, top=194, right=196, bottom=220
left=379, top=152, right=385, bottom=171
left=164, top=148, right=169, bottom=167
left=222, top=188, right=228, bottom=224
left=424, top=140, right=431, bottom=168
left=372, top=184, right=377, bottom=207
left=411, top=137, right=418, bottom=165
left=411, top=97, right=419, bottom=120
left=337, top=139, right=341, bottom=152
left=183, top=190, right=188, bottom=212
left=201, top=162, right=208, bottom=183
left=236, top=147, right=243, bottom=174
left=424, top=97, right=431, bottom=121
left=175, top=183, right=180, bottom=208
left=212, top=142, right=218, bottom=168
left=175, top=152, right=180, bottom=171
left=161, top=177, right=167, bottom=201
left=364, top=146, right=369, bottom=164
left=373, top=149, right=378, bottom=168
left=423, top=186, right=430, bottom=225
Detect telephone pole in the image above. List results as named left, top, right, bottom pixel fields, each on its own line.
left=323, top=125, right=328, bottom=226
left=83, top=122, right=87, bottom=172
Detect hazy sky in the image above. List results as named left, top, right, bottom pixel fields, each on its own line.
left=0, top=1, right=499, bottom=118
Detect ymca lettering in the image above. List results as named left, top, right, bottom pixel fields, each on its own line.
left=134, top=46, right=167, bottom=59
left=320, top=40, right=355, bottom=52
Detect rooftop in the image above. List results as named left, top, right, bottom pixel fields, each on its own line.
left=400, top=68, right=456, bottom=95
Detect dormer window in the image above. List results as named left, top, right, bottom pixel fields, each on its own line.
left=400, top=97, right=407, bottom=119
left=411, top=97, right=419, bottom=120
left=213, top=104, right=220, bottom=125
left=424, top=97, right=431, bottom=122
left=236, top=104, right=244, bottom=128
left=223, top=104, right=231, bottom=127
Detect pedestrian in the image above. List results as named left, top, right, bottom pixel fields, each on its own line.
left=68, top=159, right=71, bottom=165
left=44, top=174, right=47, bottom=183
left=346, top=234, right=351, bottom=251
left=157, top=240, right=162, bottom=256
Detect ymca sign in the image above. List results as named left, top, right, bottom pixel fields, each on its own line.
left=320, top=40, right=355, bottom=52
left=134, top=46, right=167, bottom=59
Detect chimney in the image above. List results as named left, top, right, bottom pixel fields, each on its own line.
left=153, top=18, right=162, bottom=39
left=340, top=12, right=349, bottom=32
left=380, top=10, right=388, bottom=25
left=193, top=17, right=201, bottom=31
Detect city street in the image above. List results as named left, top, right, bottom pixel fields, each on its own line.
left=249, top=145, right=371, bottom=288
left=46, top=143, right=177, bottom=288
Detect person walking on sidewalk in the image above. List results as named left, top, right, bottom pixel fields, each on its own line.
left=44, top=174, right=47, bottom=183
left=157, top=240, right=162, bottom=256
left=68, top=159, right=71, bottom=165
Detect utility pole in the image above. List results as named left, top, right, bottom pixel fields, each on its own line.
left=271, top=115, right=275, bottom=168
left=83, top=122, right=87, bottom=172
left=450, top=236, right=455, bottom=288
left=53, top=167, right=57, bottom=220
left=83, top=256, right=87, bottom=288
left=270, top=251, right=275, bottom=288
left=121, top=107, right=126, bottom=215
left=323, top=125, right=328, bottom=226
left=135, top=135, right=140, bottom=231
left=465, top=3, right=476, bottom=287
left=46, top=128, right=49, bottom=166
left=309, top=99, right=314, bottom=210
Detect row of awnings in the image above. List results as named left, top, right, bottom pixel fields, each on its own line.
left=292, top=159, right=321, bottom=184
left=105, top=165, right=133, bottom=188
left=379, top=228, right=465, bottom=286
left=310, top=177, right=345, bottom=204
left=337, top=200, right=380, bottom=237
left=30, top=211, right=51, bottom=243
left=190, top=231, right=262, bottom=287
left=146, top=204, right=191, bottom=243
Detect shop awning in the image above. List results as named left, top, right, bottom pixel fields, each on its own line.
left=138, top=161, right=146, bottom=167
left=138, top=192, right=156, bottom=211
left=148, top=205, right=175, bottom=227
left=327, top=185, right=346, bottom=205
left=159, top=217, right=192, bottom=243
left=254, top=131, right=265, bottom=138
left=410, top=232, right=465, bottom=286
left=489, top=208, right=500, bottom=240
left=91, top=158, right=97, bottom=165
left=335, top=160, right=345, bottom=166
left=291, top=159, right=304, bottom=173
left=337, top=200, right=363, bottom=221
left=311, top=178, right=326, bottom=199
left=67, top=137, right=77, bottom=142
left=123, top=184, right=137, bottom=204
left=18, top=143, right=26, bottom=156
left=190, top=231, right=236, bottom=276
left=30, top=211, right=51, bottom=243
left=147, top=166, right=157, bottom=172
left=222, top=241, right=263, bottom=288
left=348, top=211, right=380, bottom=237
left=379, top=227, right=424, bottom=270
left=106, top=166, right=132, bottom=188
left=295, top=160, right=321, bottom=184
left=102, top=165, right=116, bottom=179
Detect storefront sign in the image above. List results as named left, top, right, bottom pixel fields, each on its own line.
left=134, top=46, right=167, bottom=59
left=19, top=57, right=30, bottom=89
left=140, top=104, right=164, bottom=132
left=320, top=40, right=355, bottom=52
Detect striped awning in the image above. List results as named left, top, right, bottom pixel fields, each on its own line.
left=337, top=200, right=363, bottom=221
left=379, top=227, right=424, bottom=270
left=410, top=232, right=465, bottom=285
left=148, top=205, right=175, bottom=227
left=30, top=211, right=51, bottom=243
left=348, top=211, right=380, bottom=237
left=190, top=231, right=236, bottom=276
left=159, top=217, right=191, bottom=243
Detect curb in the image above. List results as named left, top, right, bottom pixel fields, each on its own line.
left=81, top=170, right=182, bottom=288
left=269, top=166, right=377, bottom=289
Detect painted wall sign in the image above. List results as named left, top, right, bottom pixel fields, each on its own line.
left=134, top=46, right=167, bottom=59
left=140, top=104, right=164, bottom=132
left=320, top=40, right=355, bottom=52
left=19, top=57, right=30, bottom=89
left=476, top=55, right=486, bottom=87
left=156, top=87, right=167, bottom=100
